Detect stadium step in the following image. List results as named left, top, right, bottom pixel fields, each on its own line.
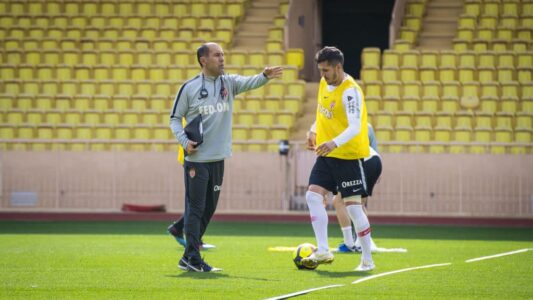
left=416, top=0, right=463, bottom=49
left=231, top=0, right=286, bottom=51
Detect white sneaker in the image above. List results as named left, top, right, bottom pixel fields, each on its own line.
left=302, top=250, right=334, bottom=266
left=355, top=259, right=375, bottom=271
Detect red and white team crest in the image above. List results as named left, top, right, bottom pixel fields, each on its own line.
left=329, top=101, right=336, bottom=110
left=189, top=167, right=196, bottom=178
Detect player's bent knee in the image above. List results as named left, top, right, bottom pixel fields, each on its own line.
left=343, top=195, right=362, bottom=205
left=306, top=191, right=323, bottom=205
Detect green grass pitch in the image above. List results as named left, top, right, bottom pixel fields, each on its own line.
left=0, top=221, right=532, bottom=299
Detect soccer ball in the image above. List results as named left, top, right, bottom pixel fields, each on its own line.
left=292, top=243, right=318, bottom=270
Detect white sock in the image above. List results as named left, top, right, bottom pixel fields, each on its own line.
left=306, top=191, right=329, bottom=253
left=356, top=237, right=377, bottom=249
left=342, top=226, right=355, bottom=248
left=346, top=204, right=373, bottom=262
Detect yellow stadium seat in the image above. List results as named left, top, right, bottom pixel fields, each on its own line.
left=401, top=50, right=419, bottom=67
left=402, top=81, right=421, bottom=111
left=438, top=50, right=457, bottom=68
left=250, top=125, right=269, bottom=140
left=366, top=98, right=380, bottom=113
left=375, top=125, right=393, bottom=143
left=480, top=82, right=500, bottom=113
left=249, top=51, right=266, bottom=66
left=360, top=66, right=380, bottom=82
left=419, top=50, right=438, bottom=68
left=361, top=48, right=381, bottom=68
left=110, top=95, right=128, bottom=111
left=395, top=112, right=413, bottom=128
left=428, top=126, right=450, bottom=153
left=441, top=81, right=460, bottom=112
left=84, top=110, right=101, bottom=125
left=399, top=67, right=418, bottom=81
left=375, top=112, right=393, bottom=129
left=136, top=81, right=152, bottom=96
left=266, top=81, right=284, bottom=98
left=244, top=96, right=262, bottom=111
left=277, top=112, right=295, bottom=127
left=474, top=111, right=493, bottom=130
left=511, top=128, right=532, bottom=154
left=437, top=67, right=456, bottom=82
left=286, top=48, right=305, bottom=69
left=382, top=50, right=400, bottom=67
left=517, top=67, right=532, bottom=83
left=6, top=110, right=24, bottom=124
left=257, top=112, right=275, bottom=127
left=102, top=111, right=120, bottom=125
left=497, top=67, right=516, bottom=82
left=381, top=66, right=399, bottom=82
left=91, top=95, right=108, bottom=111
left=283, top=96, right=301, bottom=113
left=232, top=125, right=249, bottom=140
left=281, top=66, right=298, bottom=81
left=0, top=94, right=14, bottom=110
left=227, top=50, right=247, bottom=66
left=478, top=67, right=496, bottom=83
left=494, top=112, right=513, bottom=131
left=418, top=66, right=437, bottom=83
left=270, top=125, right=290, bottom=140
left=286, top=80, right=306, bottom=99
left=116, top=81, right=134, bottom=95
left=406, top=0, right=425, bottom=16
left=492, top=128, right=512, bottom=154
left=460, top=81, right=480, bottom=110
left=236, top=112, right=255, bottom=126
left=264, top=96, right=281, bottom=111
left=364, top=81, right=382, bottom=100
left=382, top=81, right=401, bottom=112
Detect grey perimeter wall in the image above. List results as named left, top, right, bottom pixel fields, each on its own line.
left=1, top=150, right=533, bottom=218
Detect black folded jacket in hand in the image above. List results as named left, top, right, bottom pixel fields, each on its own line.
left=184, top=114, right=203, bottom=147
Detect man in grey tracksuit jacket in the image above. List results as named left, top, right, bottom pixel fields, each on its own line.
left=170, top=42, right=283, bottom=272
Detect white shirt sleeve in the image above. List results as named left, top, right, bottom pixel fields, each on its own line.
left=332, top=87, right=363, bottom=147
left=309, top=121, right=317, bottom=133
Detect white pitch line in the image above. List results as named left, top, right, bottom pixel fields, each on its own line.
left=264, top=284, right=345, bottom=300
left=352, top=263, right=451, bottom=285
left=465, top=248, right=531, bottom=263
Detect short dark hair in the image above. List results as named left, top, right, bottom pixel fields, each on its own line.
left=315, top=46, right=344, bottom=66
left=197, top=44, right=210, bottom=67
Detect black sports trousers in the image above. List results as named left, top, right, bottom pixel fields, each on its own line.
left=183, top=160, right=224, bottom=265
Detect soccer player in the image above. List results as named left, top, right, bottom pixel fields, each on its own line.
left=170, top=42, right=282, bottom=272
left=308, top=123, right=381, bottom=253
left=302, top=46, right=375, bottom=271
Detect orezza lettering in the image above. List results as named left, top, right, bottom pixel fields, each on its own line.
left=341, top=180, right=362, bottom=188
left=318, top=103, right=333, bottom=119
left=198, top=102, right=230, bottom=115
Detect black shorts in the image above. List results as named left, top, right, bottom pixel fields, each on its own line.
left=308, top=156, right=382, bottom=198
left=363, top=155, right=382, bottom=196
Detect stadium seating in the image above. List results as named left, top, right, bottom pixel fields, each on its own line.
left=358, top=0, right=532, bottom=154
left=0, top=0, right=304, bottom=152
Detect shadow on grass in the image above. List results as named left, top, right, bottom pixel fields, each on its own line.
left=314, top=269, right=369, bottom=279
left=0, top=221, right=532, bottom=242
left=165, top=273, right=277, bottom=282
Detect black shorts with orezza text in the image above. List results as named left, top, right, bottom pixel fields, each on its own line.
left=309, top=156, right=367, bottom=198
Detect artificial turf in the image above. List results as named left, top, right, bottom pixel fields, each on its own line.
left=0, top=221, right=531, bottom=299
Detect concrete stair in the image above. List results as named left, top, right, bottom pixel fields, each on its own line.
left=416, top=0, right=463, bottom=49
left=232, top=0, right=285, bottom=50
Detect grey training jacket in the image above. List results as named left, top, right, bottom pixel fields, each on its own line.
left=170, top=72, right=268, bottom=162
